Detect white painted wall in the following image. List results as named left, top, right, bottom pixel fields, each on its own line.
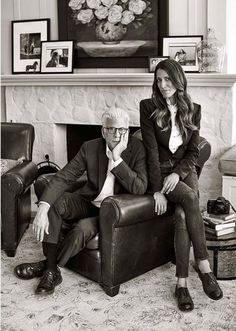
left=226, top=0, right=236, bottom=74
left=169, top=0, right=207, bottom=35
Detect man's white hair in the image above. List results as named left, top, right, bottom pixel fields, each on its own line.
left=101, top=107, right=129, bottom=127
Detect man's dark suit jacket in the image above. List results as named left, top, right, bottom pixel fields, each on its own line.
left=140, top=98, right=201, bottom=193
left=41, top=136, right=148, bottom=206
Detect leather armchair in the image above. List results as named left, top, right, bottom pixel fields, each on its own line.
left=34, top=134, right=211, bottom=296
left=1, top=123, right=38, bottom=257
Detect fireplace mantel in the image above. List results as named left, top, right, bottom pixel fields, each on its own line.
left=2, top=73, right=236, bottom=87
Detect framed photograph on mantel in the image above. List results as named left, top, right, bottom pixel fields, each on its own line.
left=40, top=41, right=74, bottom=73
left=162, top=35, right=203, bottom=72
left=57, top=0, right=169, bottom=68
left=12, top=19, right=50, bottom=74
left=148, top=56, right=169, bottom=72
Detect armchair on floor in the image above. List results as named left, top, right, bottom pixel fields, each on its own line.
left=1, top=123, right=38, bottom=257
left=34, top=132, right=211, bottom=296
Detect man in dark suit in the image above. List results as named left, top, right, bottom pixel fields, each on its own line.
left=14, top=108, right=148, bottom=295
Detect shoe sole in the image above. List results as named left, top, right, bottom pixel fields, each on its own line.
left=204, top=291, right=223, bottom=301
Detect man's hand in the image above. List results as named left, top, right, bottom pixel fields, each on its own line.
left=112, top=131, right=129, bottom=161
left=161, top=173, right=180, bottom=195
left=153, top=192, right=168, bottom=215
left=32, top=203, right=50, bottom=242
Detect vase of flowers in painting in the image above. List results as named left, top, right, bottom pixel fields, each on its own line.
left=95, top=20, right=127, bottom=44
left=68, top=0, right=153, bottom=56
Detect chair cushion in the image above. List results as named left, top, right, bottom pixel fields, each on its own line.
left=60, top=221, right=99, bottom=250
left=86, top=233, right=99, bottom=250
left=218, top=145, right=236, bottom=175
left=0, top=158, right=24, bottom=175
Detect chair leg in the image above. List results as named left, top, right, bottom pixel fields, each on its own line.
left=102, top=284, right=120, bottom=297
left=5, top=249, right=16, bottom=257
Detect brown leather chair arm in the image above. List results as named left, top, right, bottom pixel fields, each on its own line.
left=100, top=194, right=172, bottom=228
left=1, top=161, right=38, bottom=196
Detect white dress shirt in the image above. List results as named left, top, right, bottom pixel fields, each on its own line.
left=40, top=145, right=123, bottom=209
left=167, top=99, right=183, bottom=153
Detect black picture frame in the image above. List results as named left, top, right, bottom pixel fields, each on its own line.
left=58, top=0, right=169, bottom=68
left=11, top=18, right=50, bottom=74
left=162, top=35, right=203, bottom=72
left=148, top=56, right=169, bottom=72
left=40, top=40, right=74, bottom=74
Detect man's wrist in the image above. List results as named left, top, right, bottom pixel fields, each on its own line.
left=113, top=157, right=123, bottom=166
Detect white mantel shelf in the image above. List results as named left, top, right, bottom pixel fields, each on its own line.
left=1, top=73, right=236, bottom=87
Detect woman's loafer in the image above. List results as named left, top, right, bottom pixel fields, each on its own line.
left=195, top=269, right=223, bottom=300
left=175, top=286, right=194, bottom=312
left=14, top=261, right=46, bottom=280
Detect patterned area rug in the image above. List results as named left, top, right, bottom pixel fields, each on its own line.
left=1, top=226, right=236, bottom=331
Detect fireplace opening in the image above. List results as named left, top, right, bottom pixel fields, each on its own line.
left=66, top=124, right=139, bottom=161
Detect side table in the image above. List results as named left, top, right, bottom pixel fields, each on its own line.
left=206, top=231, right=236, bottom=280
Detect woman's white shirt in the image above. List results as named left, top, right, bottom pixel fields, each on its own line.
left=166, top=99, right=183, bottom=153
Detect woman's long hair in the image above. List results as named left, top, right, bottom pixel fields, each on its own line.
left=151, top=59, right=197, bottom=138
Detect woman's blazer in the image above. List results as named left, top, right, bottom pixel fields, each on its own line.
left=140, top=98, right=201, bottom=193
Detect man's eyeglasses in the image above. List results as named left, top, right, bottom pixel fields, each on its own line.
left=103, top=127, right=128, bottom=135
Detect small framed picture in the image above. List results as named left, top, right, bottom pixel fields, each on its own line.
left=12, top=19, right=50, bottom=74
left=40, top=40, right=74, bottom=73
left=149, top=56, right=170, bottom=73
left=162, top=36, right=203, bottom=72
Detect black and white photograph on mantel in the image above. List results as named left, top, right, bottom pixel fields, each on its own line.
left=11, top=18, right=50, bottom=74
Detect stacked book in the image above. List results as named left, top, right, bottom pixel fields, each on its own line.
left=202, top=211, right=236, bottom=237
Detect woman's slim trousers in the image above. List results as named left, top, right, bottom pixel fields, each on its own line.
left=161, top=164, right=208, bottom=278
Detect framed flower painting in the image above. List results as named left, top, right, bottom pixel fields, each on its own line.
left=57, top=0, right=169, bottom=68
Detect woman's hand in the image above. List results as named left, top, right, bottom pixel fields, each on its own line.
left=153, top=192, right=168, bottom=215
left=161, top=173, right=180, bottom=195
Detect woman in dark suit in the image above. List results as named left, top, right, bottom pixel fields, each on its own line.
left=140, top=59, right=223, bottom=312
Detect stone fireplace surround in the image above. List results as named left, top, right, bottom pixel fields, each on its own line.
left=2, top=73, right=236, bottom=207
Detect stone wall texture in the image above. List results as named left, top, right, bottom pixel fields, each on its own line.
left=5, top=85, right=234, bottom=208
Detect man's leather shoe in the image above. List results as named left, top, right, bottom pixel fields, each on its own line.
left=35, top=268, right=62, bottom=295
left=195, top=268, right=223, bottom=300
left=175, top=286, right=194, bottom=312
left=14, top=261, right=46, bottom=280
